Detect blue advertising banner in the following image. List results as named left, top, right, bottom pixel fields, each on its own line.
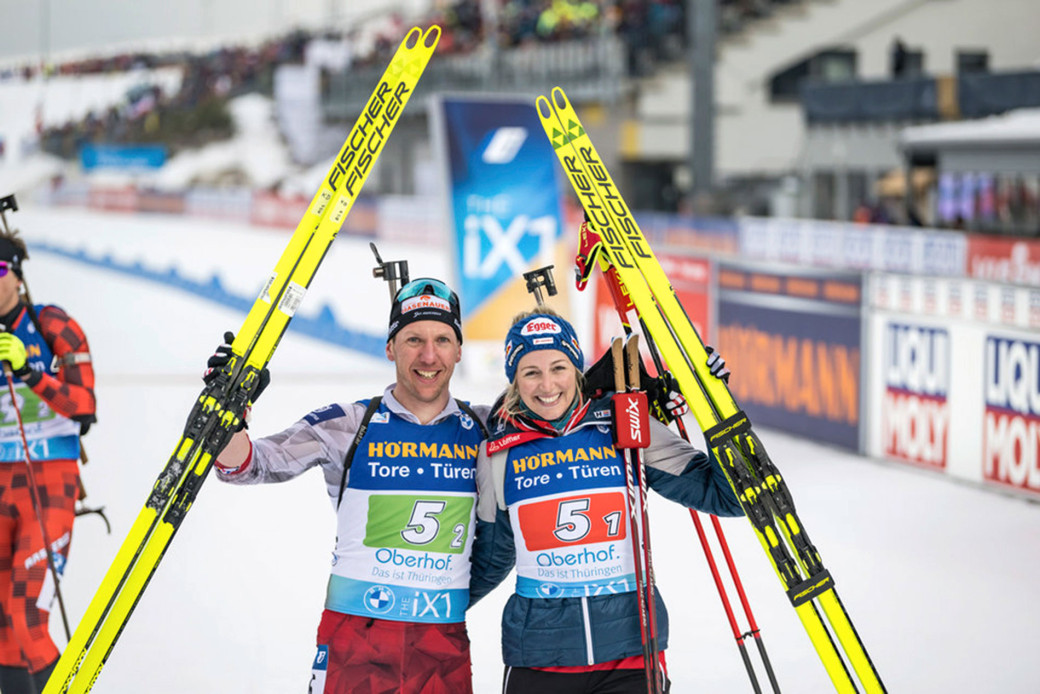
left=430, top=95, right=564, bottom=341
left=717, top=263, right=864, bottom=450
left=80, top=144, right=166, bottom=170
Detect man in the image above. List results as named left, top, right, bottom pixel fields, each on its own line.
left=214, top=277, right=489, bottom=694
left=0, top=229, right=96, bottom=693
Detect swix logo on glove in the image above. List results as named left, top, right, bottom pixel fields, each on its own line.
left=402, top=295, right=451, bottom=313
left=522, top=318, right=562, bottom=335
left=612, top=392, right=650, bottom=449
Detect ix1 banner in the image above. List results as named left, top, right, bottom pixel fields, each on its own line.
left=429, top=95, right=567, bottom=351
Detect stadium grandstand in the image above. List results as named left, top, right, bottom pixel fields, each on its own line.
left=2, top=0, right=1039, bottom=234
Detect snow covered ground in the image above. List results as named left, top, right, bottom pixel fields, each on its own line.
left=12, top=205, right=1039, bottom=693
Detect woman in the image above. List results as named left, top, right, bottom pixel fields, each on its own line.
left=470, top=308, right=744, bottom=693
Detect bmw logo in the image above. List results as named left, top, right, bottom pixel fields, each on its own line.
left=364, top=585, right=395, bottom=614
left=537, top=583, right=562, bottom=598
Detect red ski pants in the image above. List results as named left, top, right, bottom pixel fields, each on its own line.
left=0, top=460, right=77, bottom=672
left=310, top=610, right=473, bottom=694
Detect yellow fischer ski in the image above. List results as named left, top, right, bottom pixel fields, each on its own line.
left=46, top=26, right=441, bottom=694
left=536, top=86, right=885, bottom=694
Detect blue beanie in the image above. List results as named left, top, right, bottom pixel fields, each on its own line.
left=504, top=313, right=584, bottom=383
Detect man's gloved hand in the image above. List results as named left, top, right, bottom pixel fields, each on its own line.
left=705, top=345, right=730, bottom=383
left=203, top=331, right=271, bottom=403
left=203, top=331, right=235, bottom=383
left=0, top=333, right=32, bottom=378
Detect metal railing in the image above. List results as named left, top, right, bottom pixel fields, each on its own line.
left=802, top=69, right=1040, bottom=124
left=802, top=76, right=938, bottom=124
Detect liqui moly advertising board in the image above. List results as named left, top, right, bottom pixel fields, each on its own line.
left=983, top=336, right=1040, bottom=495
left=881, top=323, right=950, bottom=469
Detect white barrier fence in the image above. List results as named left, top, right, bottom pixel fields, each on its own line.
left=866, top=273, right=1039, bottom=499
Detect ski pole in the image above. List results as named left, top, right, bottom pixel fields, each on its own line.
left=2, top=361, right=72, bottom=641
left=637, top=317, right=781, bottom=694
left=577, top=223, right=779, bottom=692
left=623, top=334, right=667, bottom=694
left=74, top=477, right=111, bottom=535
left=527, top=264, right=665, bottom=689
left=635, top=313, right=781, bottom=693
left=710, top=513, right=782, bottom=692
left=74, top=505, right=111, bottom=535
left=612, top=336, right=663, bottom=694
left=689, top=509, right=762, bottom=693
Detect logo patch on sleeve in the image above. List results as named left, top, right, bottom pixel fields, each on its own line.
left=304, top=403, right=346, bottom=424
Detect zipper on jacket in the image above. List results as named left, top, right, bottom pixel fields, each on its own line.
left=581, top=596, right=594, bottom=665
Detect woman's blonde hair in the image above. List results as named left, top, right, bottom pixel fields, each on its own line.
left=499, top=306, right=585, bottom=419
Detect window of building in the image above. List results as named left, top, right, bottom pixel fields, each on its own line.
left=957, top=50, right=989, bottom=74
left=769, top=49, right=858, bottom=102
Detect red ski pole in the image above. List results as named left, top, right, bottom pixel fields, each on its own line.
left=2, top=362, right=72, bottom=641
left=576, top=222, right=779, bottom=692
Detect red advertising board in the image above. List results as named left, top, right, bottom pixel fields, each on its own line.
left=591, top=253, right=712, bottom=372
left=136, top=191, right=186, bottom=215
left=250, top=192, right=310, bottom=229
left=968, top=235, right=1040, bottom=286
left=87, top=186, right=138, bottom=212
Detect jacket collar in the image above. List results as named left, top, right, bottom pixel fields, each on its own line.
left=0, top=302, right=25, bottom=332
left=487, top=398, right=594, bottom=453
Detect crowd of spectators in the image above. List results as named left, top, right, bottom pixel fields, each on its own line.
left=8, top=0, right=804, bottom=160
left=353, top=0, right=800, bottom=68
left=422, top=0, right=800, bottom=74
left=432, top=0, right=799, bottom=52
left=14, top=32, right=311, bottom=160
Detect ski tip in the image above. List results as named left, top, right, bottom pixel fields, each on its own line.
left=404, top=27, right=422, bottom=48
left=551, top=87, right=569, bottom=110
left=422, top=25, right=442, bottom=48
left=535, top=96, right=552, bottom=119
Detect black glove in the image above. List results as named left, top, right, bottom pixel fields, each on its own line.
left=203, top=331, right=235, bottom=384
left=658, top=371, right=689, bottom=418
left=705, top=345, right=730, bottom=383
left=203, top=331, right=271, bottom=403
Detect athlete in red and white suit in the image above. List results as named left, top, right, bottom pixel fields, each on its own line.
left=0, top=233, right=96, bottom=694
